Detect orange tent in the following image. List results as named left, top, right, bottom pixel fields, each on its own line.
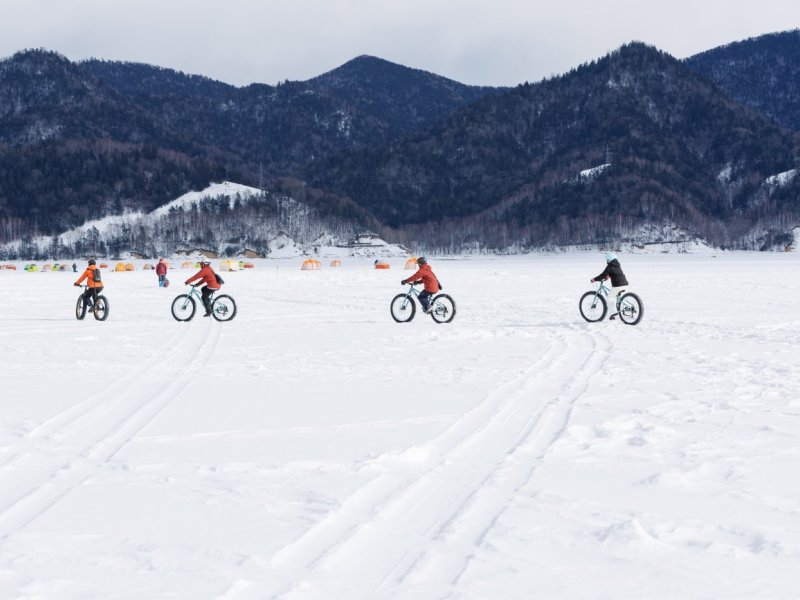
left=125, top=263, right=135, bottom=271
left=242, top=263, right=255, bottom=269
left=301, top=259, right=321, bottom=270
left=330, top=259, right=342, bottom=267
left=374, top=262, right=390, bottom=270
left=404, top=257, right=418, bottom=270
left=99, top=263, right=108, bottom=269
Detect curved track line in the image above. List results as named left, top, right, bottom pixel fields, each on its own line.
left=0, top=324, right=222, bottom=540
left=223, top=327, right=602, bottom=599
left=0, top=326, right=190, bottom=470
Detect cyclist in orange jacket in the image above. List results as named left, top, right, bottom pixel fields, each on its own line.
left=73, top=259, right=104, bottom=308
left=185, top=258, right=221, bottom=317
left=401, top=256, right=441, bottom=314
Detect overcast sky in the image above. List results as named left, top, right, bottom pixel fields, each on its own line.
left=1, top=0, right=798, bottom=87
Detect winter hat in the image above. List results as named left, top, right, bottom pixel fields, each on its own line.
left=604, top=252, right=617, bottom=263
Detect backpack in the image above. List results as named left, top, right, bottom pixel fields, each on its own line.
left=215, top=273, right=225, bottom=285
left=435, top=276, right=442, bottom=291
left=93, top=268, right=102, bottom=283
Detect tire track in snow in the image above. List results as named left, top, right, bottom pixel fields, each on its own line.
left=384, top=327, right=612, bottom=598
left=224, top=326, right=599, bottom=599
left=0, top=326, right=190, bottom=470
left=0, top=323, right=222, bottom=540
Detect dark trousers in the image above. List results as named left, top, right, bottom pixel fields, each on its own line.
left=419, top=290, right=433, bottom=311
left=81, top=287, right=99, bottom=306
left=201, top=286, right=218, bottom=314
left=158, top=274, right=166, bottom=286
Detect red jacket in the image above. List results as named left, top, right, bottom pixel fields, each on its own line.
left=185, top=265, right=220, bottom=289
left=403, top=263, right=439, bottom=293
left=75, top=264, right=104, bottom=288
left=155, top=261, right=168, bottom=275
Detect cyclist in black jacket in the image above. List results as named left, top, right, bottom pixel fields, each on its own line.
left=591, top=253, right=629, bottom=320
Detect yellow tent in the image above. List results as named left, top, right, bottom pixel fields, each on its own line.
left=219, top=259, right=239, bottom=272
left=181, top=261, right=193, bottom=269
left=114, top=262, right=126, bottom=272
left=301, top=259, right=321, bottom=270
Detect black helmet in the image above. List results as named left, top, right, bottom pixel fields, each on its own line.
left=416, top=256, right=427, bottom=265
left=88, top=259, right=96, bottom=265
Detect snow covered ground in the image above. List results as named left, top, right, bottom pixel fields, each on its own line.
left=1, top=253, right=799, bottom=599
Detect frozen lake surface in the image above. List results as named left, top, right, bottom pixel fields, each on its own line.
left=1, top=253, right=799, bottom=599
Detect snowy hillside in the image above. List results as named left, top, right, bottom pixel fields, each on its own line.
left=0, top=182, right=407, bottom=260
left=2, top=254, right=800, bottom=599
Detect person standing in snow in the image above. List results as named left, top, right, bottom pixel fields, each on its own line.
left=73, top=259, right=104, bottom=308
left=591, top=252, right=629, bottom=320
left=401, top=256, right=441, bottom=314
left=184, top=258, right=221, bottom=317
left=155, top=258, right=168, bottom=287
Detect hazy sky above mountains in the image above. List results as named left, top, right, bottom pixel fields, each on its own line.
left=2, top=0, right=798, bottom=86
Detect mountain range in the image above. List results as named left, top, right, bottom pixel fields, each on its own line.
left=1, top=30, right=799, bottom=257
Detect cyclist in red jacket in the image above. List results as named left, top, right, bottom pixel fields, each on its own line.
left=401, top=256, right=441, bottom=314
left=185, top=258, right=221, bottom=317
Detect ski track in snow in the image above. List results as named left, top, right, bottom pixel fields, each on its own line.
left=0, top=324, right=221, bottom=539
left=222, top=324, right=610, bottom=599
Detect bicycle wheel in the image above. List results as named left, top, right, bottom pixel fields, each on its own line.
left=430, top=294, right=456, bottom=323
left=617, top=293, right=644, bottom=325
left=171, top=294, right=196, bottom=321
left=93, top=295, right=110, bottom=321
left=211, top=294, right=237, bottom=322
left=390, top=294, right=416, bottom=323
left=579, top=291, right=607, bottom=322
left=75, top=296, right=87, bottom=320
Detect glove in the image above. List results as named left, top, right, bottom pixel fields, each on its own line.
left=590, top=278, right=595, bottom=283
left=401, top=280, right=406, bottom=285
left=74, top=283, right=80, bottom=287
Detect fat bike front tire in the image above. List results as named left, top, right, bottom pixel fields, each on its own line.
left=171, top=294, right=196, bottom=322
left=430, top=294, right=456, bottom=324
left=579, top=292, right=607, bottom=323
left=211, top=294, right=237, bottom=322
left=75, top=296, right=87, bottom=320
left=390, top=294, right=416, bottom=323
left=618, top=293, right=644, bottom=325
left=93, top=295, right=110, bottom=321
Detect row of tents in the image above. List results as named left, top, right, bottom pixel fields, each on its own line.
left=300, top=258, right=419, bottom=270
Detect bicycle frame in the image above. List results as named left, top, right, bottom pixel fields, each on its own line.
left=591, top=280, right=623, bottom=310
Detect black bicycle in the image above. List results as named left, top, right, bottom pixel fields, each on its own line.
left=390, top=282, right=456, bottom=324
left=75, top=286, right=110, bottom=321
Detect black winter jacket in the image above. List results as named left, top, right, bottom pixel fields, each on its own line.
left=594, top=259, right=628, bottom=287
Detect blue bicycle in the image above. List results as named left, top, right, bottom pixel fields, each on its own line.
left=579, top=280, right=643, bottom=325
left=171, top=285, right=237, bottom=322
left=390, top=282, right=456, bottom=324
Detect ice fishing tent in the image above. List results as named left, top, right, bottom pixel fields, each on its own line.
left=301, top=259, right=321, bottom=270
left=404, top=258, right=418, bottom=270
left=219, top=259, right=239, bottom=272
left=143, top=263, right=153, bottom=270
left=181, top=261, right=192, bottom=269
left=99, top=263, right=108, bottom=269
left=374, top=261, right=390, bottom=270
left=114, top=262, right=126, bottom=272
left=330, top=259, right=342, bottom=267
left=125, top=263, right=135, bottom=271
left=242, top=263, right=255, bottom=269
